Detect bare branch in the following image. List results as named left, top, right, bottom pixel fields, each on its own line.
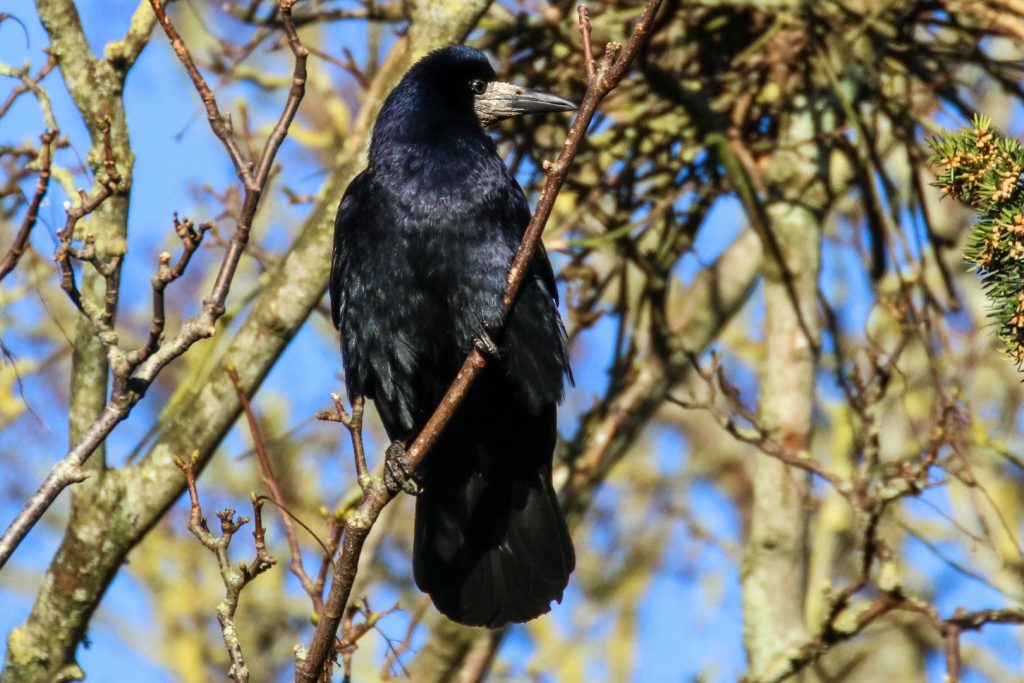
left=227, top=2, right=406, bottom=28
left=0, top=130, right=56, bottom=282
left=228, top=364, right=322, bottom=612
left=52, top=118, right=121, bottom=314
left=316, top=393, right=368, bottom=486
left=0, top=0, right=308, bottom=571
left=177, top=455, right=276, bottom=683
left=0, top=56, right=56, bottom=124
left=577, top=5, right=595, bottom=83
left=149, top=0, right=255, bottom=188
left=126, top=214, right=212, bottom=365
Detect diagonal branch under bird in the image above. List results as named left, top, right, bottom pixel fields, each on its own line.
left=302, top=2, right=666, bottom=679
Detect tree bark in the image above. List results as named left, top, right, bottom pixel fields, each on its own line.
left=741, top=106, right=827, bottom=679
left=2, top=2, right=153, bottom=681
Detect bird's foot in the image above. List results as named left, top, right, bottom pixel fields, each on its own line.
left=384, top=441, right=422, bottom=496
left=473, top=329, right=502, bottom=360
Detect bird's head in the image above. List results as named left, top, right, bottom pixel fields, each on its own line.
left=392, top=46, right=577, bottom=129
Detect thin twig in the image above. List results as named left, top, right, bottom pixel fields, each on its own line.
left=0, top=56, right=56, bottom=122
left=945, top=620, right=962, bottom=683
left=379, top=598, right=428, bottom=678
left=0, top=130, right=56, bottom=281
left=316, top=393, right=367, bottom=485
left=669, top=354, right=847, bottom=491
left=53, top=119, right=121, bottom=314
left=578, top=5, right=596, bottom=82
left=228, top=3, right=405, bottom=28
left=336, top=599, right=400, bottom=680
left=150, top=0, right=254, bottom=188
left=227, top=364, right=321, bottom=611
left=126, top=214, right=212, bottom=364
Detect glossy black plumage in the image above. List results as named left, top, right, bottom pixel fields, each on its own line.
left=329, top=46, right=575, bottom=627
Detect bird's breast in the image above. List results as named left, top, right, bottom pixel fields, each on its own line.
left=374, top=139, right=510, bottom=225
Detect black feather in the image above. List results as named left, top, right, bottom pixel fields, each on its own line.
left=329, top=45, right=575, bottom=627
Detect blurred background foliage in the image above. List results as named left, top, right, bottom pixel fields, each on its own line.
left=3, top=0, right=1024, bottom=681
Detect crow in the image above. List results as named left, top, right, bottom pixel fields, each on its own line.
left=329, top=45, right=577, bottom=628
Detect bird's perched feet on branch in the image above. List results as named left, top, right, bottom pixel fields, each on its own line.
left=383, top=441, right=422, bottom=496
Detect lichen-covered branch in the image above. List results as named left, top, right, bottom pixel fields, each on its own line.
left=740, top=105, right=825, bottom=679
left=1, top=4, right=152, bottom=678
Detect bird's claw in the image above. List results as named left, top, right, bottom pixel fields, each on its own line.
left=473, top=329, right=502, bottom=360
left=384, top=441, right=422, bottom=496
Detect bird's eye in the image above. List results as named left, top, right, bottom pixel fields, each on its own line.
left=469, top=79, right=487, bottom=95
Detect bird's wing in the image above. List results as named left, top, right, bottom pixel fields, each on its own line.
left=509, top=179, right=559, bottom=304
left=329, top=171, right=370, bottom=329
left=536, top=243, right=559, bottom=305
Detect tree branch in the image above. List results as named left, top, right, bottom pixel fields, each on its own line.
left=228, top=364, right=322, bottom=611
left=177, top=455, right=276, bottom=683
left=0, top=130, right=55, bottom=282
left=0, top=0, right=308, bottom=571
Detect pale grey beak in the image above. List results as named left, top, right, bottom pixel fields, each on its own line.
left=473, top=81, right=577, bottom=126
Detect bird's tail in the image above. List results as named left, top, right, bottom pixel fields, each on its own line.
left=412, top=403, right=575, bottom=628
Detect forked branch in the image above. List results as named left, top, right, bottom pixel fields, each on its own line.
left=177, top=455, right=276, bottom=683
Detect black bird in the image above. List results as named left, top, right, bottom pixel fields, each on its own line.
left=329, top=45, right=577, bottom=628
